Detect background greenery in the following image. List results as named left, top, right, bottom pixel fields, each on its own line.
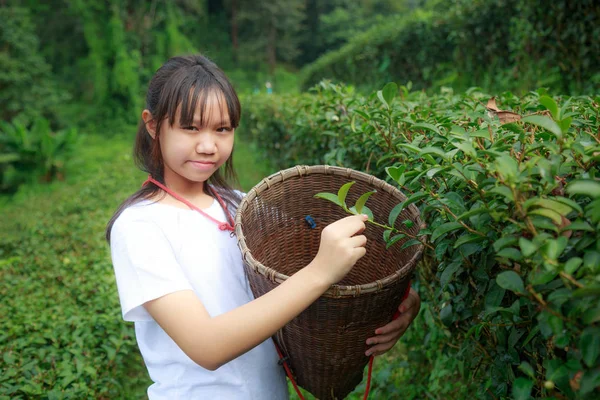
left=1, top=0, right=598, bottom=398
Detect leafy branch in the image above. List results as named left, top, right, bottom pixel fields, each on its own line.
left=314, top=181, right=433, bottom=250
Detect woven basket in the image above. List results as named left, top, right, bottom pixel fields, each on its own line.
left=234, top=165, right=423, bottom=399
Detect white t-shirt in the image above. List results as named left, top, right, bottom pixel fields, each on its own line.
left=110, top=195, right=289, bottom=400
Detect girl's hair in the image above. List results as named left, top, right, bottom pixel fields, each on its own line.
left=105, top=54, right=243, bottom=242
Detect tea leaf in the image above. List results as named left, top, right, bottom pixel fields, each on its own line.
left=412, top=123, right=440, bottom=134
left=337, top=181, right=355, bottom=208
left=431, top=222, right=463, bottom=242
left=385, top=165, right=405, bottom=184
left=496, top=271, right=525, bottom=294
left=381, top=82, right=398, bottom=106
left=580, top=328, right=600, bottom=367
left=400, top=239, right=422, bottom=250
left=539, top=95, right=559, bottom=120
left=314, top=192, right=343, bottom=207
left=354, top=190, right=376, bottom=214
left=519, top=238, right=538, bottom=257
left=523, top=198, right=573, bottom=216
left=388, top=202, right=405, bottom=227
left=386, top=233, right=406, bottom=249
left=454, top=233, right=485, bottom=248
left=566, top=180, right=600, bottom=198
left=521, top=115, right=562, bottom=140
left=528, top=208, right=562, bottom=224
left=512, top=377, right=534, bottom=400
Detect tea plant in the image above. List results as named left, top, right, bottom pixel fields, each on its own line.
left=243, top=82, right=600, bottom=399
left=314, top=181, right=426, bottom=250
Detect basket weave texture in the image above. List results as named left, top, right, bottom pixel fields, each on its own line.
left=235, top=165, right=423, bottom=399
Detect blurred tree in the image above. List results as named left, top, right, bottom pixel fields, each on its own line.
left=233, top=0, right=306, bottom=74
left=0, top=6, right=68, bottom=125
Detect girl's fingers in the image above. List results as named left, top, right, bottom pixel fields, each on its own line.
left=347, top=234, right=367, bottom=248
left=398, top=289, right=419, bottom=313
left=365, top=340, right=395, bottom=357
left=374, top=316, right=408, bottom=335
left=366, top=330, right=402, bottom=347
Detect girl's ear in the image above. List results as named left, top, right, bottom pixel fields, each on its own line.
left=142, top=109, right=157, bottom=139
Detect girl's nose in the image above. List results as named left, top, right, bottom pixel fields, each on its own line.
left=195, top=133, right=217, bottom=154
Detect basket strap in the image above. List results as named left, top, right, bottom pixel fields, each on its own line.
left=277, top=281, right=412, bottom=400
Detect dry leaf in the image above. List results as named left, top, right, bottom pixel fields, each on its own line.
left=486, top=97, right=500, bottom=112
left=486, top=97, right=522, bottom=124
left=497, top=111, right=521, bottom=124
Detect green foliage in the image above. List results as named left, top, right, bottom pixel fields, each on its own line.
left=243, top=82, right=600, bottom=398
left=0, top=133, right=149, bottom=398
left=301, top=0, right=600, bottom=94
left=0, top=6, right=69, bottom=125
left=0, top=118, right=79, bottom=193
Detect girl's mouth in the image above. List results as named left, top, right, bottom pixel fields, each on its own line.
left=189, top=161, right=216, bottom=170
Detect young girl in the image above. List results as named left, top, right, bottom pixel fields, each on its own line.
left=107, top=54, right=420, bottom=399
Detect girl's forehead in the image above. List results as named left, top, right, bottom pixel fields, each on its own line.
left=178, top=89, right=231, bottom=124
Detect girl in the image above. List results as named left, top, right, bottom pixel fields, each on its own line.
left=106, top=54, right=420, bottom=399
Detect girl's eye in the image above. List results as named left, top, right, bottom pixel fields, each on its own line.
left=217, top=127, right=233, bottom=133
left=182, top=126, right=199, bottom=131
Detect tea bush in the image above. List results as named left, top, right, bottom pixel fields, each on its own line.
left=242, top=82, right=600, bottom=399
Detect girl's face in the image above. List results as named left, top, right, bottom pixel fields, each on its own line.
left=157, top=90, right=235, bottom=192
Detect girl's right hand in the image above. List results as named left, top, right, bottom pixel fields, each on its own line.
left=308, top=214, right=368, bottom=286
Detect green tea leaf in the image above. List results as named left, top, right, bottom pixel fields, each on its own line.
left=562, top=220, right=593, bottom=232
left=580, top=327, right=600, bottom=367
left=496, top=248, right=523, bottom=261
left=522, top=115, right=563, bottom=140
left=337, top=181, right=355, bottom=208
left=566, top=180, right=600, bottom=198
left=519, top=237, right=538, bottom=257
left=528, top=208, right=562, bottom=224
left=386, top=233, right=406, bottom=249
left=385, top=165, right=405, bottom=184
left=493, top=236, right=517, bottom=252
left=400, top=239, right=422, bottom=250
left=524, top=198, right=574, bottom=216
left=553, top=196, right=583, bottom=214
left=388, top=202, right=404, bottom=227
left=490, top=186, right=515, bottom=202
left=412, top=123, right=440, bottom=134
left=512, top=377, right=534, bottom=400
left=377, top=90, right=388, bottom=108
left=314, top=192, right=342, bottom=207
left=431, top=222, right=463, bottom=242
left=518, top=362, right=535, bottom=379
left=539, top=95, right=559, bottom=120
left=454, top=233, right=485, bottom=248
left=496, top=271, right=525, bottom=294
left=354, top=190, right=376, bottom=214
left=382, top=82, right=398, bottom=106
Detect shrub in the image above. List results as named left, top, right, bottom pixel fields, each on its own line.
left=243, top=82, right=600, bottom=399
left=0, top=117, right=79, bottom=193
left=300, top=1, right=600, bottom=95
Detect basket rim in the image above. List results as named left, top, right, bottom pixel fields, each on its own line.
left=234, top=165, right=424, bottom=298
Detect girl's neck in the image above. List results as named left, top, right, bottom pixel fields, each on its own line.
left=158, top=169, right=213, bottom=208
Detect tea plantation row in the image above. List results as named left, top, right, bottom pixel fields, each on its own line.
left=242, top=83, right=600, bottom=399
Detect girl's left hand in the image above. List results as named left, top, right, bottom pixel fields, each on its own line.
left=364, top=288, right=421, bottom=357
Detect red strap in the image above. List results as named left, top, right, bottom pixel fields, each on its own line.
left=278, top=281, right=412, bottom=399
left=143, top=175, right=235, bottom=231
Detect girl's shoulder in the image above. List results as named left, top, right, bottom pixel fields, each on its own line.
left=110, top=199, right=177, bottom=238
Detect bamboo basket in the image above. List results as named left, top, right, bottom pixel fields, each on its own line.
left=234, top=165, right=423, bottom=399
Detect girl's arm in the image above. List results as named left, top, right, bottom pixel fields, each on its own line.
left=144, top=214, right=368, bottom=371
